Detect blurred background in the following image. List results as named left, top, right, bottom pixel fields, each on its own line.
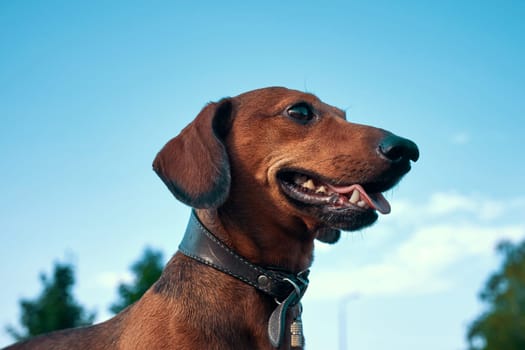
left=1, top=1, right=524, bottom=349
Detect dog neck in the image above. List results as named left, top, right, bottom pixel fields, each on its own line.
left=195, top=208, right=316, bottom=273
left=179, top=211, right=309, bottom=348
left=180, top=211, right=310, bottom=299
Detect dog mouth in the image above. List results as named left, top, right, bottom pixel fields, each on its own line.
left=277, top=170, right=392, bottom=215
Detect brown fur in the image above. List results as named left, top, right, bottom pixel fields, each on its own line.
left=5, top=87, right=418, bottom=349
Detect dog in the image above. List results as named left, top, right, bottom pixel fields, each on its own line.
left=5, top=87, right=419, bottom=349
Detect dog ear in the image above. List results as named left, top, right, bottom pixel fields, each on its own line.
left=153, top=99, right=233, bottom=208
left=315, top=227, right=341, bottom=244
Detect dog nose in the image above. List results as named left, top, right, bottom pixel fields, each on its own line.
left=378, top=134, right=419, bottom=163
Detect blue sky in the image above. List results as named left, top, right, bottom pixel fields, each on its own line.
left=1, top=1, right=524, bottom=349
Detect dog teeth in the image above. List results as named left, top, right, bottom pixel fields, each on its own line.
left=302, top=179, right=316, bottom=190
left=315, top=185, right=327, bottom=194
left=349, top=189, right=370, bottom=208
left=292, top=175, right=331, bottom=195
left=349, top=189, right=360, bottom=204
left=291, top=175, right=372, bottom=209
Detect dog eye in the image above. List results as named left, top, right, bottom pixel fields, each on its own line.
left=287, top=103, right=316, bottom=124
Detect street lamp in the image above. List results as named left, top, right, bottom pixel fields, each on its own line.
left=338, top=292, right=360, bottom=350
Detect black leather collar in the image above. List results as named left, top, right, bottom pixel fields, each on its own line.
left=179, top=211, right=309, bottom=348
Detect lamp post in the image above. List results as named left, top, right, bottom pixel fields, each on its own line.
left=338, top=292, right=360, bottom=350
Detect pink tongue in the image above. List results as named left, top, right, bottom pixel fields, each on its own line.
left=326, top=183, right=391, bottom=215
left=369, top=192, right=391, bottom=215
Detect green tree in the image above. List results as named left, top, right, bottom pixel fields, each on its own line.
left=109, top=247, right=164, bottom=314
left=6, top=261, right=96, bottom=341
left=467, top=239, right=525, bottom=350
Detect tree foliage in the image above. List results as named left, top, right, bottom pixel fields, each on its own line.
left=6, top=261, right=96, bottom=341
left=109, top=247, right=164, bottom=314
left=467, top=239, right=525, bottom=350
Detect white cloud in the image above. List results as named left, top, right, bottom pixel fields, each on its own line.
left=432, top=192, right=525, bottom=223
left=307, top=192, right=525, bottom=300
left=426, top=192, right=473, bottom=216
left=383, top=192, right=521, bottom=224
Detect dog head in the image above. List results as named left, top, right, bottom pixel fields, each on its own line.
left=153, top=87, right=418, bottom=243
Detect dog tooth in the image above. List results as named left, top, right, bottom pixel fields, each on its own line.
left=315, top=185, right=327, bottom=194
left=349, top=189, right=360, bottom=204
left=303, top=179, right=316, bottom=190
left=357, top=200, right=367, bottom=208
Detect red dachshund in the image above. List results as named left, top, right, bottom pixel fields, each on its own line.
left=5, top=87, right=418, bottom=349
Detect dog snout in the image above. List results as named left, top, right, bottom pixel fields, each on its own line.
left=378, top=134, right=419, bottom=163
